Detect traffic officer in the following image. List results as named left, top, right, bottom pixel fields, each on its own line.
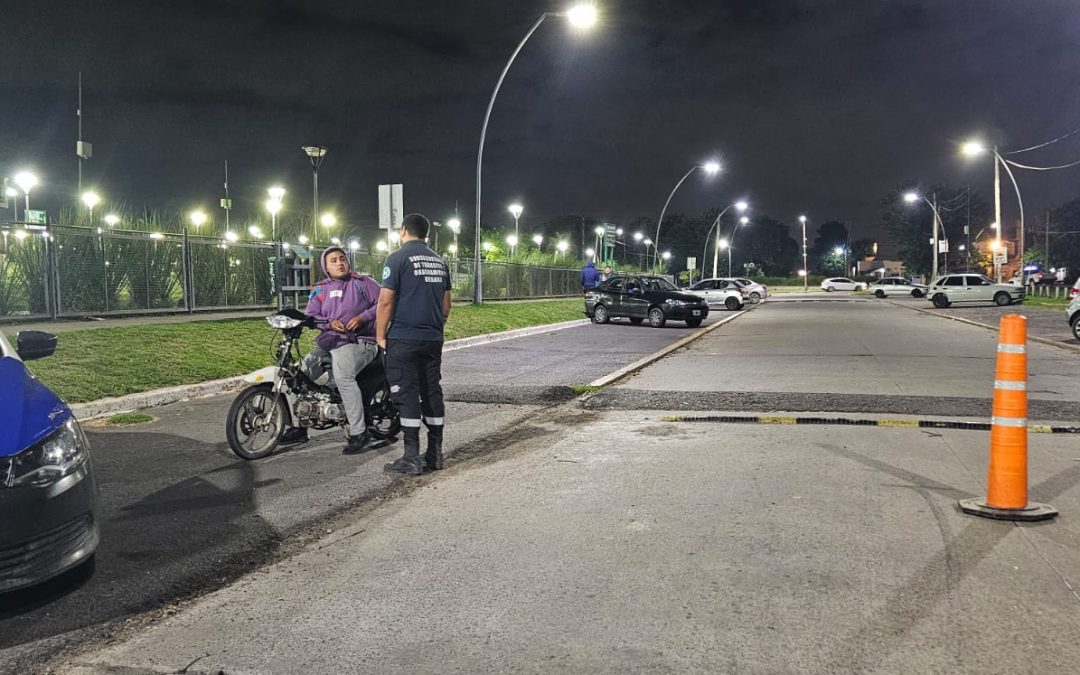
left=376, top=213, right=452, bottom=475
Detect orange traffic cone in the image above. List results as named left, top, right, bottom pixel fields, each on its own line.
left=960, top=314, right=1057, bottom=521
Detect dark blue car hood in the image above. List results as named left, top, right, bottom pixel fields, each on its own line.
left=0, top=356, right=70, bottom=458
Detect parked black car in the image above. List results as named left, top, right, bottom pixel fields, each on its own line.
left=585, top=275, right=709, bottom=327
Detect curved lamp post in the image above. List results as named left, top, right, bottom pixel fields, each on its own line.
left=903, top=191, right=948, bottom=282
left=799, top=215, right=808, bottom=291
left=13, top=171, right=38, bottom=213
left=727, top=215, right=750, bottom=276
left=961, top=140, right=1024, bottom=280
left=700, top=199, right=747, bottom=278
left=303, top=145, right=328, bottom=242
left=474, top=5, right=599, bottom=303
left=652, top=161, right=720, bottom=267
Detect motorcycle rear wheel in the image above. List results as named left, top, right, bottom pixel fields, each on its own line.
left=227, top=384, right=290, bottom=460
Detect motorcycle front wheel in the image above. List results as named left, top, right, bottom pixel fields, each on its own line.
left=227, top=384, right=290, bottom=460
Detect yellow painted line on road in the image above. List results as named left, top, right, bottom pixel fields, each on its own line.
left=659, top=414, right=1080, bottom=434
left=757, top=416, right=798, bottom=425
left=876, top=419, right=919, bottom=428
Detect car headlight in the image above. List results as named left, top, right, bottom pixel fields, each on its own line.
left=664, top=299, right=687, bottom=306
left=3, top=418, right=90, bottom=488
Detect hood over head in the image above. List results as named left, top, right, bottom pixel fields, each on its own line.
left=585, top=260, right=596, bottom=268
left=320, top=246, right=349, bottom=277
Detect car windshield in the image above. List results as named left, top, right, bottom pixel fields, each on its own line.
left=641, top=277, right=677, bottom=292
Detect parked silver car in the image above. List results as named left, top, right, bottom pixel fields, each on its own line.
left=927, top=274, right=1024, bottom=308
left=1068, top=290, right=1080, bottom=340
left=867, top=276, right=928, bottom=298
left=687, top=278, right=745, bottom=310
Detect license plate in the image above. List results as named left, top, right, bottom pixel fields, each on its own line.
left=692, top=310, right=701, bottom=316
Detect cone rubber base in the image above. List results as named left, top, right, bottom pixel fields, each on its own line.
left=959, top=498, right=1058, bottom=522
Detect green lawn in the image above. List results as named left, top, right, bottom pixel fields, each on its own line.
left=1023, top=294, right=1071, bottom=309
left=15, top=299, right=583, bottom=403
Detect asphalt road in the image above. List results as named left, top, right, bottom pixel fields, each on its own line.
left=0, top=312, right=731, bottom=670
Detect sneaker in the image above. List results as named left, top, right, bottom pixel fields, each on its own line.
left=279, top=427, right=309, bottom=445
left=343, top=432, right=374, bottom=455
left=383, top=456, right=424, bottom=475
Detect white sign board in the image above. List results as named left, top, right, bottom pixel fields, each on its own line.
left=938, top=240, right=949, bottom=254
left=378, top=184, right=404, bottom=230
left=993, top=248, right=1007, bottom=264
left=686, top=257, right=696, bottom=270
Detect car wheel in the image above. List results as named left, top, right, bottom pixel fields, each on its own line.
left=994, top=292, right=1012, bottom=306
left=874, top=289, right=885, bottom=298
left=629, top=317, right=643, bottom=325
left=912, top=289, right=924, bottom=298
left=932, top=294, right=951, bottom=309
left=724, top=296, right=741, bottom=310
left=647, top=307, right=667, bottom=328
left=592, top=304, right=610, bottom=323
left=749, top=292, right=762, bottom=303
left=826, top=286, right=835, bottom=292
left=1071, top=314, right=1080, bottom=340
left=685, top=318, right=703, bottom=328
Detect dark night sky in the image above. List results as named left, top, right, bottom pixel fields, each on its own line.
left=3, top=0, right=1080, bottom=245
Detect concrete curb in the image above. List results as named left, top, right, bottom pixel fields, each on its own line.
left=587, top=310, right=749, bottom=389
left=887, top=300, right=1080, bottom=355
left=71, top=318, right=590, bottom=421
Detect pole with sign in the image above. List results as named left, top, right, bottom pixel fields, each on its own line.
left=687, top=256, right=697, bottom=284
left=378, top=184, right=404, bottom=251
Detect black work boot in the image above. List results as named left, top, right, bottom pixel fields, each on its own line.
left=384, top=428, right=423, bottom=475
left=424, top=426, right=444, bottom=472
left=279, top=427, right=309, bottom=445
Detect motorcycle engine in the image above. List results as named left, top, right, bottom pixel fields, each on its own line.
left=294, top=391, right=346, bottom=428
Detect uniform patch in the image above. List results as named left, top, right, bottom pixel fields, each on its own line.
left=390, top=385, right=400, bottom=393
left=382, top=266, right=391, bottom=281
left=329, top=289, right=343, bottom=298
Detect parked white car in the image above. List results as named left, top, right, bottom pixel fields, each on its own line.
left=820, top=277, right=866, bottom=292
left=866, top=276, right=928, bottom=298
left=1068, top=291, right=1080, bottom=340
left=723, top=277, right=768, bottom=303
left=687, top=278, right=745, bottom=310
left=927, top=274, right=1025, bottom=308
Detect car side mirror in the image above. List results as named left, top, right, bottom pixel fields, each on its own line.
left=16, top=330, right=58, bottom=361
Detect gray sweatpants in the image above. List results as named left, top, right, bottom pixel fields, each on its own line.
left=303, top=341, right=379, bottom=436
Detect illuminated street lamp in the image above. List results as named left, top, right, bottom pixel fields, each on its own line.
left=532, top=233, right=544, bottom=247
left=447, top=217, right=461, bottom=252
left=556, top=239, right=568, bottom=260
left=189, top=210, right=208, bottom=230
left=585, top=247, right=596, bottom=260
left=5, top=187, right=18, bottom=221
left=654, top=160, right=721, bottom=267
left=320, top=212, right=337, bottom=243
left=448, top=243, right=458, bottom=257
left=298, top=234, right=309, bottom=245
left=349, top=239, right=361, bottom=252
left=267, top=186, right=285, bottom=239
left=104, top=213, right=119, bottom=227
left=703, top=199, right=749, bottom=278
left=376, top=240, right=388, bottom=252
left=506, top=234, right=518, bottom=259
left=961, top=139, right=1024, bottom=279
left=248, top=225, right=264, bottom=239
left=13, top=171, right=38, bottom=212
left=224, top=230, right=239, bottom=243
left=508, top=203, right=523, bottom=241
left=474, top=4, right=600, bottom=303
left=798, top=215, right=808, bottom=291
left=81, top=190, right=100, bottom=219
left=903, top=191, right=947, bottom=281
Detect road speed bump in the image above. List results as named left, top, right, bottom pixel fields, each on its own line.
left=959, top=314, right=1058, bottom=522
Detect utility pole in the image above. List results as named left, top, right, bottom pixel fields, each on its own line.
left=1045, top=209, right=1050, bottom=267
left=993, top=145, right=1002, bottom=282
left=75, top=72, right=93, bottom=197
left=221, top=161, right=231, bottom=233
left=930, top=192, right=939, bottom=285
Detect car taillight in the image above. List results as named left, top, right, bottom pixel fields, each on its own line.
left=1071, top=287, right=1079, bottom=299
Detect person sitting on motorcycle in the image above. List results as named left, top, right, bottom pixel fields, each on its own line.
left=282, top=246, right=385, bottom=454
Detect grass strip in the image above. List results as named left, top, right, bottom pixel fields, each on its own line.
left=15, top=299, right=583, bottom=403
left=105, top=412, right=155, bottom=426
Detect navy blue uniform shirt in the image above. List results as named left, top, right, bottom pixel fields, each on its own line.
left=381, top=240, right=452, bottom=342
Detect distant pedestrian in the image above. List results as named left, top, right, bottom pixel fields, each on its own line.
left=581, top=260, right=600, bottom=292
left=376, top=213, right=452, bottom=476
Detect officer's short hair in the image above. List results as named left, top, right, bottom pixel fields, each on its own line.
left=402, top=213, right=430, bottom=239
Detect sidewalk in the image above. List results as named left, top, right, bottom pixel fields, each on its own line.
left=61, top=410, right=1080, bottom=673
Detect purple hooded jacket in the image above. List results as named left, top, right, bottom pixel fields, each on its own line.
left=305, top=248, right=381, bottom=351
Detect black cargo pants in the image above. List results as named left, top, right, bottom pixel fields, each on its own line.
left=384, top=339, right=445, bottom=432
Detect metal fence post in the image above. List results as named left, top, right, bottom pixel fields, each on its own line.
left=46, top=225, right=59, bottom=319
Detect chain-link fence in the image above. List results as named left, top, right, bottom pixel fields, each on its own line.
left=0, top=225, right=582, bottom=322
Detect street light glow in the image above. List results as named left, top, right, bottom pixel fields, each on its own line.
left=903, top=192, right=919, bottom=203
left=331, top=237, right=341, bottom=245
left=661, top=251, right=671, bottom=260
left=798, top=269, right=807, bottom=277
left=268, top=186, right=285, bottom=200
left=14, top=230, right=28, bottom=241
left=594, top=225, right=605, bottom=236
left=104, top=214, right=119, bottom=227
left=532, top=234, right=543, bottom=246
left=735, top=200, right=748, bottom=212
left=81, top=191, right=100, bottom=209
left=448, top=243, right=458, bottom=255
left=557, top=240, right=569, bottom=252
left=248, top=225, right=263, bottom=239
left=798, top=215, right=807, bottom=224
left=13, top=171, right=38, bottom=194
left=298, top=234, right=310, bottom=245
left=447, top=218, right=461, bottom=233
left=349, top=240, right=361, bottom=251
left=740, top=216, right=749, bottom=225
left=702, top=161, right=721, bottom=174
left=834, top=246, right=844, bottom=255
left=633, top=232, right=644, bottom=242
left=189, top=210, right=207, bottom=228
left=615, top=228, right=623, bottom=236
left=266, top=198, right=282, bottom=216
left=585, top=247, right=595, bottom=257
left=4, top=187, right=16, bottom=198
left=565, top=4, right=598, bottom=28
left=320, top=213, right=337, bottom=228
left=482, top=241, right=494, bottom=252
left=643, top=238, right=652, bottom=246
left=224, top=231, right=239, bottom=243
left=376, top=240, right=388, bottom=252
left=506, top=234, right=518, bottom=247
left=718, top=239, right=729, bottom=250
left=508, top=203, right=523, bottom=219
left=961, top=140, right=987, bottom=157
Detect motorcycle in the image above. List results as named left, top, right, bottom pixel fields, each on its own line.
left=226, top=308, right=401, bottom=460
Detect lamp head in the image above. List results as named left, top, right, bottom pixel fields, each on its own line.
left=349, top=240, right=361, bottom=252
left=719, top=239, right=729, bottom=250
left=734, top=200, right=748, bottom=212
left=532, top=234, right=544, bottom=245
left=248, top=225, right=263, bottom=239
left=798, top=215, right=807, bottom=224
left=266, top=199, right=282, bottom=216
left=298, top=234, right=309, bottom=245
left=320, top=213, right=337, bottom=228
left=903, top=192, right=919, bottom=203
left=508, top=204, right=523, bottom=219
left=189, top=210, right=207, bottom=227
left=104, top=214, right=120, bottom=227
left=565, top=4, right=598, bottom=28
left=224, top=230, right=239, bottom=243
left=13, top=171, right=38, bottom=193
left=585, top=247, right=595, bottom=257
left=594, top=225, right=605, bottom=236
left=376, top=241, right=388, bottom=252
left=740, top=216, right=749, bottom=225
left=702, top=161, right=721, bottom=175
left=302, top=145, right=328, bottom=159
left=447, top=218, right=461, bottom=232
left=267, top=186, right=285, bottom=200
left=834, top=246, right=844, bottom=255
left=961, top=140, right=986, bottom=157
left=557, top=240, right=569, bottom=252
left=81, top=191, right=100, bottom=209
left=661, top=251, right=671, bottom=260
left=506, top=234, right=518, bottom=247
left=447, top=243, right=458, bottom=254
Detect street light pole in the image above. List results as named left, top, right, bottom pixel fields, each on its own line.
left=474, top=7, right=598, bottom=304
left=729, top=216, right=749, bottom=276
left=799, top=215, right=808, bottom=291
left=303, top=145, right=328, bottom=243
left=653, top=161, right=720, bottom=268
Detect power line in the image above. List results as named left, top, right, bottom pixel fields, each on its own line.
left=1006, top=126, right=1080, bottom=155
left=1005, top=157, right=1080, bottom=171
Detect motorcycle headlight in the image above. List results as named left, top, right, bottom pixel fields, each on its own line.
left=267, top=315, right=304, bottom=330
left=4, top=418, right=90, bottom=488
